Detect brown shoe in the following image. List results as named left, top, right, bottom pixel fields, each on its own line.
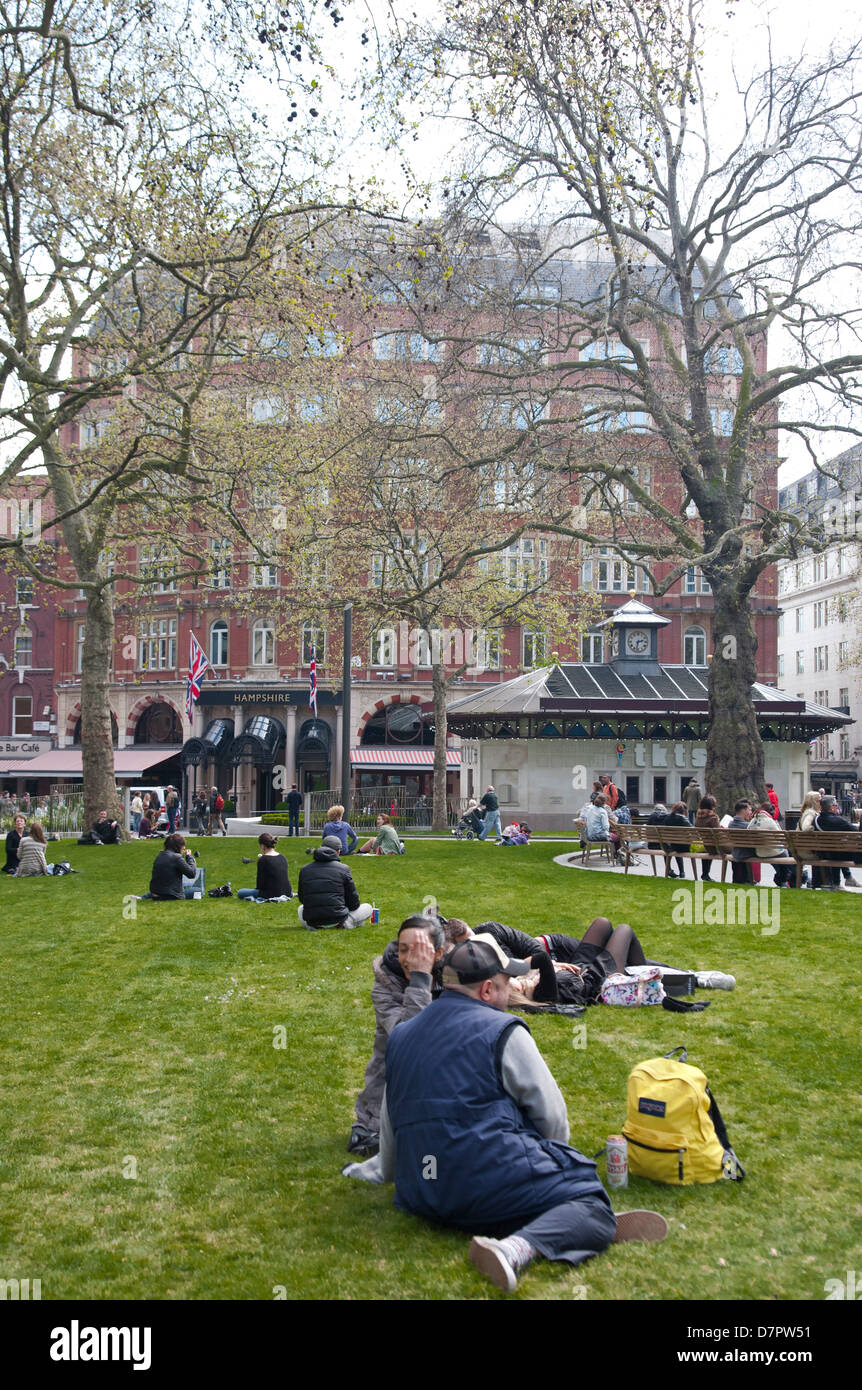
left=613, top=1210, right=669, bottom=1243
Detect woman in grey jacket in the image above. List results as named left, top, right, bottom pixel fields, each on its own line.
left=348, top=915, right=445, bottom=1157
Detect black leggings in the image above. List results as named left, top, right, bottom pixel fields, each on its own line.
left=540, top=917, right=648, bottom=971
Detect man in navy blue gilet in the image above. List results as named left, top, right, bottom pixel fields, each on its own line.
left=343, top=936, right=667, bottom=1291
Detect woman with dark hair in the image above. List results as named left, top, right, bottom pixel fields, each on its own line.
left=238, top=832, right=292, bottom=900
left=3, top=813, right=27, bottom=873
left=16, top=821, right=53, bottom=876
left=141, top=833, right=199, bottom=900
left=348, top=914, right=446, bottom=1158
left=695, top=794, right=720, bottom=882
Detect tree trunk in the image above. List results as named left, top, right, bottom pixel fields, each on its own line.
left=705, top=585, right=766, bottom=817
left=80, top=587, right=125, bottom=831
left=432, top=662, right=449, bottom=832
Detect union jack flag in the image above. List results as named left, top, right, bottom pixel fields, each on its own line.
left=309, top=645, right=318, bottom=716
left=186, top=631, right=209, bottom=722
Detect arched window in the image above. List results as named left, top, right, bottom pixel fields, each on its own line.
left=252, top=621, right=275, bottom=666
left=210, top=620, right=228, bottom=667
left=684, top=626, right=707, bottom=667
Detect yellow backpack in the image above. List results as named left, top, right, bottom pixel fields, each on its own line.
left=623, top=1047, right=745, bottom=1185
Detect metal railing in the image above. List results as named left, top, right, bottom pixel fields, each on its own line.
left=299, top=787, right=470, bottom=834
left=0, top=788, right=86, bottom=836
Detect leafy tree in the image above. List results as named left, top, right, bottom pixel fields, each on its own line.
left=389, top=0, right=862, bottom=810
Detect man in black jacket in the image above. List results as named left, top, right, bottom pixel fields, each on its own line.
left=814, top=798, right=862, bottom=889
left=297, top=836, right=373, bottom=929
left=286, top=784, right=302, bottom=837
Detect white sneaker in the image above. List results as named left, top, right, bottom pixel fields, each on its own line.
left=695, top=971, right=736, bottom=991
left=469, top=1236, right=519, bottom=1292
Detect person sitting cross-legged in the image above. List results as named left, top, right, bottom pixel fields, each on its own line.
left=237, top=832, right=293, bottom=901
left=297, top=835, right=372, bottom=930
left=343, top=936, right=667, bottom=1292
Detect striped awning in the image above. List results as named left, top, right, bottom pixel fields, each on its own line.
left=351, top=747, right=461, bottom=767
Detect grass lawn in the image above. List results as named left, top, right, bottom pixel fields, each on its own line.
left=1, top=835, right=859, bottom=1302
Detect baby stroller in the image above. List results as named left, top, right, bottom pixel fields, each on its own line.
left=452, top=806, right=484, bottom=839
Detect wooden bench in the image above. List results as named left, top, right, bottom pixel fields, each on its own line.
left=616, top=824, right=718, bottom=876
left=785, top=830, right=862, bottom=889
left=616, top=823, right=665, bottom=874
left=712, top=828, right=796, bottom=884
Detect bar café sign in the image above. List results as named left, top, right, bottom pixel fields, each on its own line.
left=1, top=738, right=51, bottom=755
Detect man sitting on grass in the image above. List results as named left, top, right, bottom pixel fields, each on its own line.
left=297, top=835, right=373, bottom=930
left=343, top=936, right=667, bottom=1292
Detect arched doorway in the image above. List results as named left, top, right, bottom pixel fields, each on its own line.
left=134, top=702, right=183, bottom=745
left=73, top=712, right=119, bottom=745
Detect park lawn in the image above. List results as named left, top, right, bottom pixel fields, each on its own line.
left=0, top=836, right=858, bottom=1302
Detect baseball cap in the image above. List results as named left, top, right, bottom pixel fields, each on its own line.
left=442, top=933, right=531, bottom=985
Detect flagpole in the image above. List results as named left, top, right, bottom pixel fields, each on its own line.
left=341, top=603, right=352, bottom=815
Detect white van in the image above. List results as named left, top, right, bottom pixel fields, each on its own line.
left=128, top=786, right=170, bottom=828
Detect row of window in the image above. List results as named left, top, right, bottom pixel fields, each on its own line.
left=780, top=600, right=853, bottom=636
left=778, top=547, right=856, bottom=593
left=780, top=643, right=851, bottom=678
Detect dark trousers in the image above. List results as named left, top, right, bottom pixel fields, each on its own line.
left=476, top=1192, right=617, bottom=1267
left=288, top=811, right=300, bottom=836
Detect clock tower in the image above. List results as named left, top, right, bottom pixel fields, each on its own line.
left=597, top=595, right=670, bottom=676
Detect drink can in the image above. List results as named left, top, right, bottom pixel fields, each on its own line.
left=606, top=1134, right=628, bottom=1189
left=371, top=906, right=380, bottom=924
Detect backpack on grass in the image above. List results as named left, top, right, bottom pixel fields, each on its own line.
left=622, top=1047, right=745, bottom=1185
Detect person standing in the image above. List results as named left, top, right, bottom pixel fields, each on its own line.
left=165, top=786, right=179, bottom=834
left=209, top=786, right=226, bottom=836
left=286, top=784, right=302, bottom=837
left=477, top=785, right=503, bottom=842
left=765, top=783, right=780, bottom=822
left=130, top=793, right=144, bottom=835
left=683, top=779, right=702, bottom=825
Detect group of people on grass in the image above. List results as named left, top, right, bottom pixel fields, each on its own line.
left=343, top=909, right=682, bottom=1291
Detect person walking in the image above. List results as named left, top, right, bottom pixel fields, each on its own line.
left=683, top=779, right=702, bottom=825
left=477, top=785, right=503, bottom=842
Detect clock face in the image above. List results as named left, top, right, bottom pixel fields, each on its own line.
left=625, top=629, right=650, bottom=655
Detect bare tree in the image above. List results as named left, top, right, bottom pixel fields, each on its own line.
left=0, top=0, right=364, bottom=823
left=387, top=0, right=862, bottom=810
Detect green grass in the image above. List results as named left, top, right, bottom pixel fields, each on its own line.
left=1, top=836, right=859, bottom=1301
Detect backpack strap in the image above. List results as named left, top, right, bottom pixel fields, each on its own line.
left=662, top=998, right=710, bottom=1013
left=663, top=1045, right=689, bottom=1061
left=706, top=1087, right=746, bottom=1181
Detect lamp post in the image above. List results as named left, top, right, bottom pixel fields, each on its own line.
left=341, top=603, right=352, bottom=815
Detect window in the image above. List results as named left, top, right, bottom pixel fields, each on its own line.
left=75, top=623, right=85, bottom=674
left=813, top=556, right=827, bottom=583
left=684, top=567, right=697, bottom=595
left=298, top=394, right=325, bottom=423
left=15, top=575, right=34, bottom=605
left=582, top=338, right=649, bottom=363
left=138, top=617, right=177, bottom=670
left=306, top=329, right=341, bottom=357
left=372, top=537, right=440, bottom=589
left=583, top=548, right=641, bottom=593
left=12, top=695, right=33, bottom=736
left=521, top=279, right=560, bottom=306
left=139, top=545, right=177, bottom=592
left=480, top=538, right=549, bottom=590
left=684, top=626, right=707, bottom=666
left=814, top=645, right=829, bottom=672
left=251, top=558, right=278, bottom=587
left=839, top=687, right=849, bottom=707
left=795, top=608, right=804, bottom=633
left=840, top=733, right=851, bottom=759
left=301, top=553, right=329, bottom=586
left=210, top=539, right=231, bottom=589
left=375, top=332, right=441, bottom=363
left=13, top=628, right=32, bottom=666
left=479, top=459, right=539, bottom=509
left=777, top=654, right=784, bottom=678
left=706, top=345, right=744, bottom=375
left=210, top=621, right=228, bottom=667
left=248, top=394, right=288, bottom=424
left=252, top=621, right=275, bottom=667
left=80, top=417, right=111, bottom=448
left=371, top=628, right=397, bottom=666
left=302, top=623, right=326, bottom=665
left=813, top=600, right=828, bottom=628
left=814, top=690, right=829, bottom=707
left=259, top=331, right=291, bottom=358
left=581, top=632, right=603, bottom=663
left=653, top=776, right=667, bottom=804
left=709, top=407, right=734, bottom=437
left=480, top=398, right=548, bottom=430
left=795, top=651, right=805, bottom=675
left=777, top=614, right=784, bottom=637
left=470, top=630, right=501, bottom=671
left=305, top=482, right=331, bottom=508
left=522, top=629, right=548, bottom=668
left=582, top=403, right=648, bottom=432
left=839, top=640, right=849, bottom=665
